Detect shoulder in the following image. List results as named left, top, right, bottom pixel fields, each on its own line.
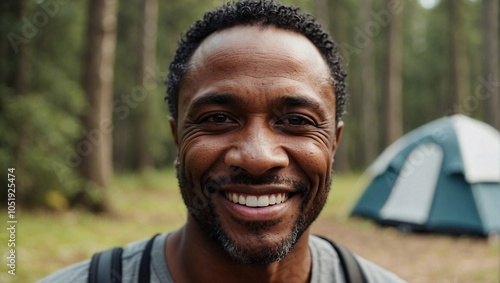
left=354, top=255, right=407, bottom=283
left=309, top=235, right=407, bottom=283
left=36, top=233, right=169, bottom=283
left=36, top=259, right=90, bottom=283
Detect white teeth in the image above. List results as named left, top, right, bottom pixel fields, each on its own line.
left=225, top=192, right=289, bottom=207
left=246, top=196, right=258, bottom=207
left=257, top=195, right=269, bottom=207
left=238, top=195, right=246, bottom=205
left=269, top=195, right=276, bottom=205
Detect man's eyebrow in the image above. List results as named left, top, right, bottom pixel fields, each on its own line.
left=277, top=95, right=323, bottom=110
left=188, top=93, right=327, bottom=114
left=189, top=93, right=243, bottom=110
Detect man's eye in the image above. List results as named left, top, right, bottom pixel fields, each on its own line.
left=287, top=116, right=308, bottom=125
left=205, top=114, right=233, bottom=124
left=279, top=115, right=314, bottom=126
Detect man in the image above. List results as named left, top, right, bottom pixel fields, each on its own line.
left=39, top=1, right=405, bottom=282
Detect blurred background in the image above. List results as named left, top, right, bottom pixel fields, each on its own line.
left=0, top=0, right=499, bottom=282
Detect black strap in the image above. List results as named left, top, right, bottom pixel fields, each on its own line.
left=88, top=234, right=158, bottom=283
left=316, top=235, right=368, bottom=283
left=137, top=234, right=160, bottom=283
left=88, top=247, right=123, bottom=283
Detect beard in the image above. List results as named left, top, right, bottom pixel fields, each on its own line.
left=177, top=167, right=333, bottom=264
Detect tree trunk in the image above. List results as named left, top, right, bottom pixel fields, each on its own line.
left=15, top=0, right=30, bottom=96
left=80, top=0, right=118, bottom=209
left=449, top=0, right=470, bottom=114
left=383, top=0, right=403, bottom=146
left=314, top=0, right=330, bottom=30
left=360, top=0, right=378, bottom=164
left=12, top=0, right=32, bottom=161
left=114, top=117, right=130, bottom=171
left=330, top=0, right=351, bottom=173
left=482, top=0, right=499, bottom=130
left=133, top=0, right=158, bottom=171
left=330, top=0, right=347, bottom=41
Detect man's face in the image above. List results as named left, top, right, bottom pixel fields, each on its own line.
left=171, top=25, right=342, bottom=264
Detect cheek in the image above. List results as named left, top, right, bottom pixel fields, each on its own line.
left=286, top=141, right=332, bottom=224
left=288, top=140, right=332, bottom=187
left=180, top=136, right=227, bottom=183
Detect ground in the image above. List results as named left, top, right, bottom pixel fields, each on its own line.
left=312, top=217, right=498, bottom=283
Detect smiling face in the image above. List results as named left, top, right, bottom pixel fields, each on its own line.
left=170, top=25, right=342, bottom=264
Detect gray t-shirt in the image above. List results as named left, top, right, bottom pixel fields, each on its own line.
left=37, top=233, right=406, bottom=283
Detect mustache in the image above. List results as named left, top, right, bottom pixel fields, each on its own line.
left=202, top=172, right=308, bottom=195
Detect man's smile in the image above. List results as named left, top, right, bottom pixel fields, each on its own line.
left=224, top=192, right=290, bottom=207
left=209, top=182, right=303, bottom=222
left=217, top=191, right=299, bottom=222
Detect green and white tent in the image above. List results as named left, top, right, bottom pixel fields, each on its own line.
left=351, top=115, right=500, bottom=236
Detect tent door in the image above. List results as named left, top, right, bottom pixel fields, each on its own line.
left=380, top=143, right=443, bottom=224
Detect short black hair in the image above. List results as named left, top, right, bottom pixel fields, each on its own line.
left=166, top=0, right=347, bottom=124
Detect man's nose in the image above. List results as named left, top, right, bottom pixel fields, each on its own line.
left=224, top=122, right=289, bottom=175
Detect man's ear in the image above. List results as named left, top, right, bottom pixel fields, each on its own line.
left=332, top=121, right=344, bottom=155
left=169, top=117, right=179, bottom=156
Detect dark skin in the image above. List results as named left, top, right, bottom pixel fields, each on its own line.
left=167, top=25, right=343, bottom=283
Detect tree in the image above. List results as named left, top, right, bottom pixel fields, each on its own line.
left=314, top=0, right=330, bottom=29
left=14, top=0, right=30, bottom=96
left=10, top=0, right=31, bottom=160
left=133, top=0, right=158, bottom=171
left=448, top=0, right=471, bottom=115
left=482, top=0, right=499, bottom=130
left=80, top=0, right=118, bottom=211
left=1, top=0, right=88, bottom=210
left=360, top=0, right=378, bottom=164
left=383, top=0, right=403, bottom=146
left=327, top=0, right=351, bottom=172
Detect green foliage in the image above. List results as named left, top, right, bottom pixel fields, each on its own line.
left=0, top=0, right=88, bottom=210
left=0, top=90, right=85, bottom=209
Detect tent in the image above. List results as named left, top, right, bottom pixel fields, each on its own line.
left=351, top=114, right=500, bottom=236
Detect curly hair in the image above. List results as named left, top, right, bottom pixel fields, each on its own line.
left=166, top=0, right=347, bottom=124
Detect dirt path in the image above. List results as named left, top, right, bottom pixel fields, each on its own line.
left=312, top=217, right=498, bottom=283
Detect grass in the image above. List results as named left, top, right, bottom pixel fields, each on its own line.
left=1, top=169, right=498, bottom=283
left=322, top=171, right=370, bottom=219
left=1, top=168, right=185, bottom=283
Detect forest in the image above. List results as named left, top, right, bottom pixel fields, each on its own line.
left=1, top=0, right=499, bottom=211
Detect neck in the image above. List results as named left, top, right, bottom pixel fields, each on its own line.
left=166, top=217, right=312, bottom=283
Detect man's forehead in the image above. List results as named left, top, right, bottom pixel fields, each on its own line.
left=188, top=25, right=331, bottom=78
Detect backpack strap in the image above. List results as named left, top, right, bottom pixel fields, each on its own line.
left=88, top=234, right=159, bottom=283
left=137, top=234, right=160, bottom=283
left=88, top=247, right=124, bottom=283
left=316, top=235, right=368, bottom=283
